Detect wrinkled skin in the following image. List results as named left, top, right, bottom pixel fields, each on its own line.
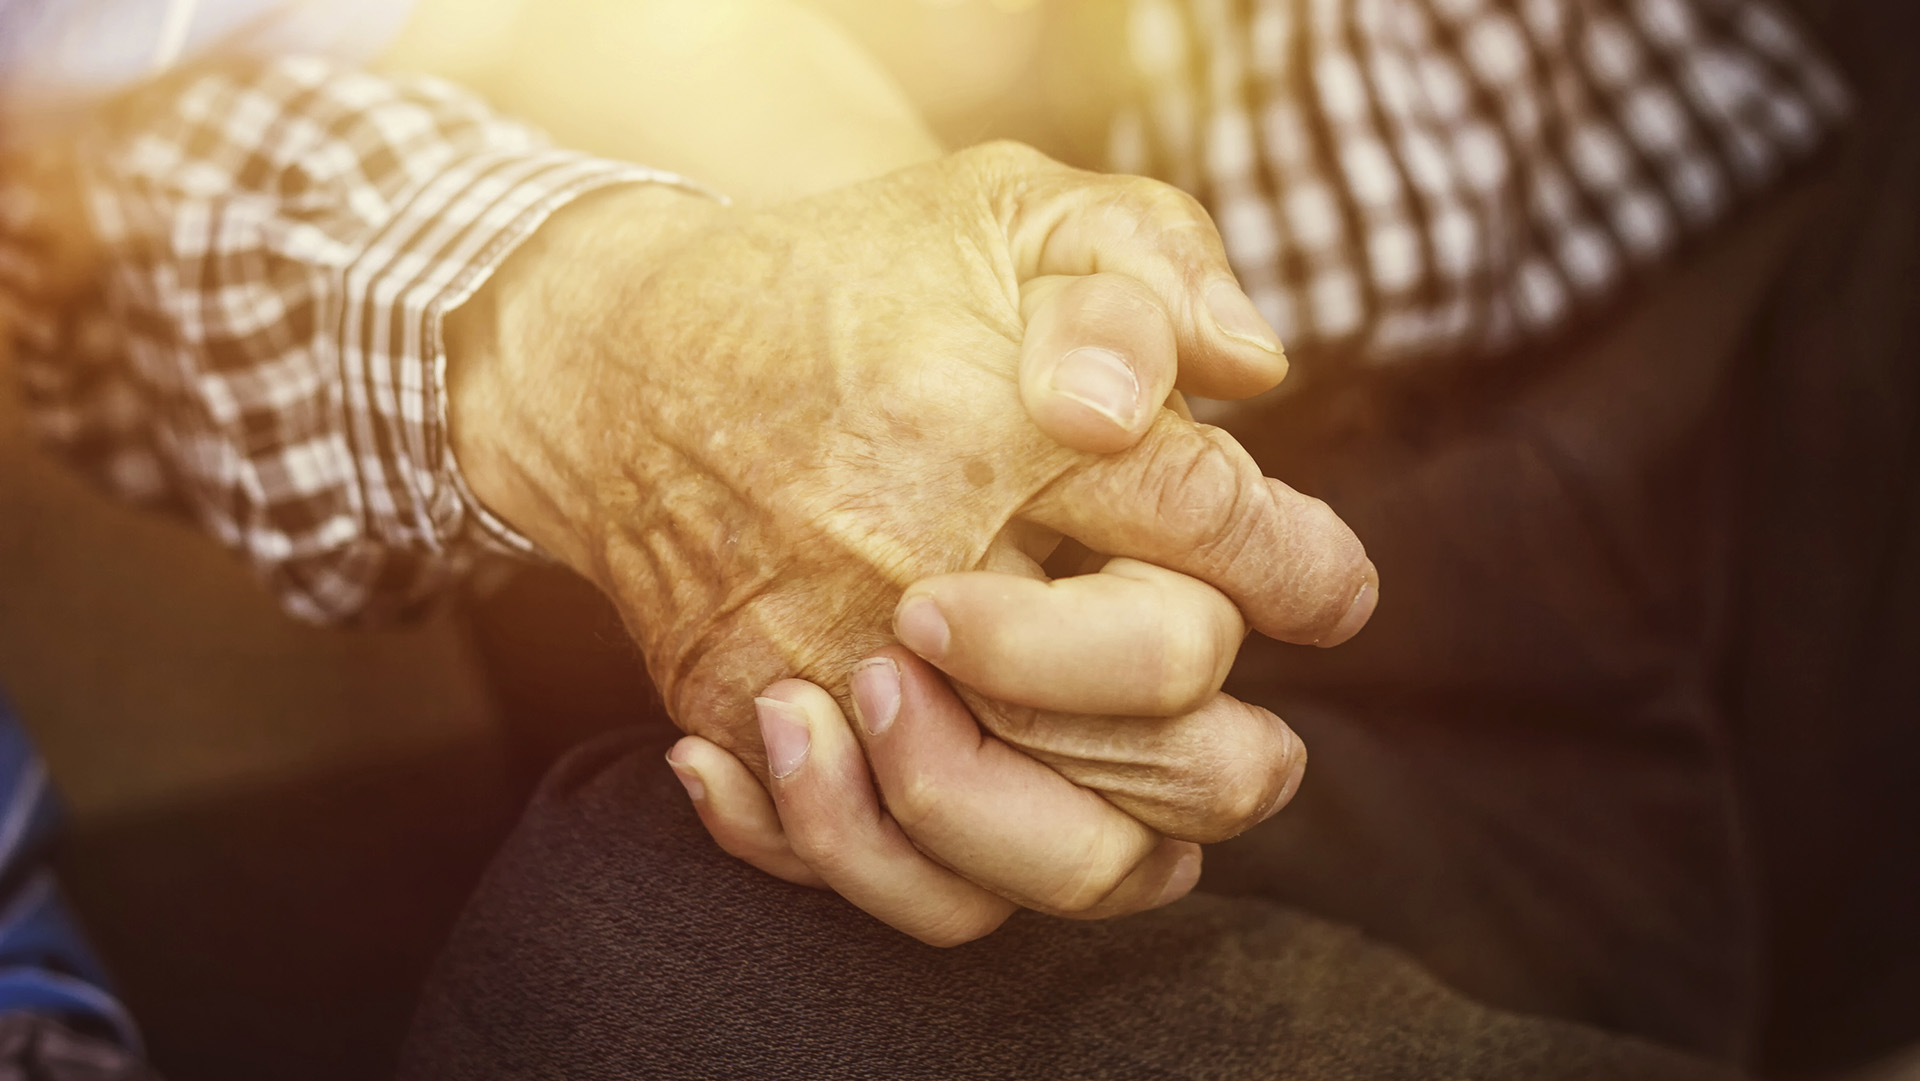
left=449, top=143, right=1374, bottom=910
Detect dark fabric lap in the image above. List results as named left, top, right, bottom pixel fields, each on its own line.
left=1723, top=1, right=1920, bottom=1066
left=1209, top=347, right=1756, bottom=1057
left=397, top=728, right=1734, bottom=1081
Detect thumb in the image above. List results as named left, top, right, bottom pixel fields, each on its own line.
left=1016, top=272, right=1179, bottom=454
left=966, top=141, right=1288, bottom=400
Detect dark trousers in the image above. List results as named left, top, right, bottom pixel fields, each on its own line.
left=395, top=727, right=1734, bottom=1081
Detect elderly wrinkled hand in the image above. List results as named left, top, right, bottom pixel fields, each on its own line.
left=446, top=141, right=1376, bottom=940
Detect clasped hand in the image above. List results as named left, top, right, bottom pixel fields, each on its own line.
left=448, top=142, right=1376, bottom=944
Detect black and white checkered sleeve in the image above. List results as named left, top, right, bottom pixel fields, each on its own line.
left=2, top=57, right=694, bottom=625
left=1111, top=0, right=1849, bottom=374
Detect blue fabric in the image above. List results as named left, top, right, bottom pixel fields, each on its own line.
left=0, top=0, right=418, bottom=145
left=0, top=689, right=139, bottom=1054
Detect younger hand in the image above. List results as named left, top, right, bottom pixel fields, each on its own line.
left=668, top=649, right=1253, bottom=945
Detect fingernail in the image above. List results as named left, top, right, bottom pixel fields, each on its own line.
left=1155, top=849, right=1203, bottom=908
left=1318, top=569, right=1379, bottom=648
left=755, top=696, right=811, bottom=779
left=1205, top=280, right=1282, bottom=354
left=1049, top=347, right=1139, bottom=428
left=665, top=753, right=706, bottom=802
left=850, top=657, right=901, bottom=736
left=895, top=594, right=951, bottom=661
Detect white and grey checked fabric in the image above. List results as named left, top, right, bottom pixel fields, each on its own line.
left=0, top=57, right=682, bottom=624
left=1110, top=0, right=1849, bottom=370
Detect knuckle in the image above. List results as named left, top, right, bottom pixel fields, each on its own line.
left=1040, top=838, right=1137, bottom=913
left=1073, top=271, right=1163, bottom=323
left=711, top=830, right=773, bottom=867
left=1138, top=431, right=1249, bottom=556
left=1201, top=449, right=1273, bottom=563
left=1176, top=721, right=1290, bottom=842
left=1121, top=175, right=1210, bottom=227
left=1155, top=607, right=1226, bottom=716
left=916, top=903, right=1008, bottom=948
left=883, top=768, right=945, bottom=835
left=1191, top=756, right=1284, bottom=843
left=1113, top=179, right=1222, bottom=278
left=1279, top=495, right=1370, bottom=636
left=972, top=696, right=1039, bottom=744
left=781, top=815, right=851, bottom=873
left=966, top=139, right=1050, bottom=176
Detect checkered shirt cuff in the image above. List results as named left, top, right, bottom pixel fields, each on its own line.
left=3, top=57, right=706, bottom=624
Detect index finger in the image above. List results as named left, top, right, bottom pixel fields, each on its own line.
left=894, top=558, right=1244, bottom=717
left=846, top=647, right=1200, bottom=918
left=1021, top=414, right=1379, bottom=647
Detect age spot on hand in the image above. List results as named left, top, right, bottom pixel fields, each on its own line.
left=964, top=460, right=996, bottom=488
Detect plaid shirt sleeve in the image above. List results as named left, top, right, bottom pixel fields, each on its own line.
left=1111, top=0, right=1850, bottom=374
left=1, top=7, right=1850, bottom=624
left=1, top=57, right=697, bottom=625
